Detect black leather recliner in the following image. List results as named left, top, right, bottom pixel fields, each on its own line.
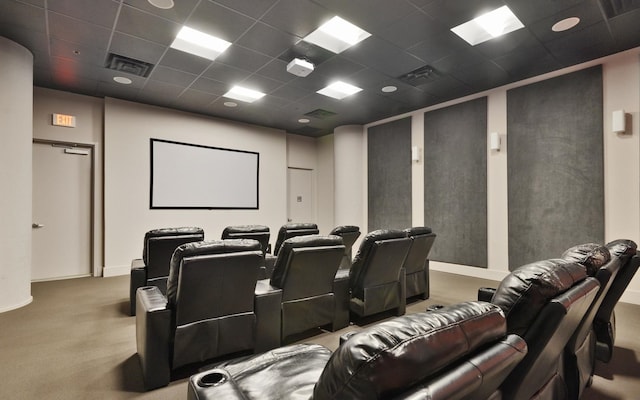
left=221, top=224, right=271, bottom=278
left=348, top=229, right=412, bottom=320
left=135, top=239, right=281, bottom=390
left=479, top=258, right=600, bottom=400
left=594, top=239, right=639, bottom=362
left=402, top=226, right=436, bottom=300
left=129, top=227, right=204, bottom=316
left=187, top=301, right=527, bottom=400
left=329, top=225, right=361, bottom=270
left=267, top=235, right=348, bottom=342
left=265, top=222, right=319, bottom=272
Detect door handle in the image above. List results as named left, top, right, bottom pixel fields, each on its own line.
left=32, top=223, right=44, bottom=229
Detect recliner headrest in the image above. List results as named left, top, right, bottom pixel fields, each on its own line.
left=605, top=239, right=637, bottom=259
left=313, top=301, right=506, bottom=399
left=352, top=229, right=406, bottom=264
left=222, top=225, right=269, bottom=236
left=562, top=243, right=610, bottom=276
left=491, top=258, right=587, bottom=336
left=403, top=226, right=433, bottom=236
left=280, top=234, right=343, bottom=250
left=330, top=225, right=360, bottom=235
left=143, top=227, right=204, bottom=264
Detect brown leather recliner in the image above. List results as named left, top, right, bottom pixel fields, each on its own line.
left=348, top=229, right=412, bottom=320
left=267, top=235, right=348, bottom=342
left=187, top=301, right=527, bottom=400
left=402, top=226, right=436, bottom=300
left=129, top=227, right=204, bottom=316
left=480, top=258, right=600, bottom=400
left=135, top=239, right=281, bottom=390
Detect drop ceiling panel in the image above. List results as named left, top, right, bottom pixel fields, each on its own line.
left=47, top=0, right=119, bottom=28
left=48, top=12, right=112, bottom=49
left=116, top=5, right=180, bottom=45
left=236, top=22, right=298, bottom=58
left=108, top=32, right=167, bottom=65
left=158, top=48, right=212, bottom=75
left=185, top=1, right=255, bottom=41
left=122, top=0, right=199, bottom=24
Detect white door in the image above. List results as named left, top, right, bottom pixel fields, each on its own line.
left=287, top=168, right=314, bottom=223
left=32, top=142, right=92, bottom=281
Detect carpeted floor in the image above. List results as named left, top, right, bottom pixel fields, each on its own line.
left=0, top=270, right=638, bottom=399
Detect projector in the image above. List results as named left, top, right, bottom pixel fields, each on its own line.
left=286, top=58, right=314, bottom=77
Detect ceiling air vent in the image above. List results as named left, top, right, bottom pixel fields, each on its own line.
left=598, top=0, right=640, bottom=18
left=398, top=65, right=442, bottom=87
left=304, top=108, right=337, bottom=119
left=105, top=53, right=154, bottom=77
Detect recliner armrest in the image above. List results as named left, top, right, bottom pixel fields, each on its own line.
left=136, top=286, right=171, bottom=390
left=131, top=258, right=145, bottom=268
left=188, top=369, right=246, bottom=400
left=254, top=280, right=282, bottom=352
left=333, top=270, right=351, bottom=330
left=129, top=266, right=147, bottom=316
left=478, top=287, right=496, bottom=302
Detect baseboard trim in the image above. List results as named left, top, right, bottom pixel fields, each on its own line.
left=103, top=265, right=130, bottom=277
left=431, top=261, right=509, bottom=283
left=0, top=296, right=33, bottom=313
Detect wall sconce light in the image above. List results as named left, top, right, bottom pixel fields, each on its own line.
left=612, top=109, right=629, bottom=134
left=490, top=132, right=501, bottom=151
left=411, top=145, right=421, bottom=162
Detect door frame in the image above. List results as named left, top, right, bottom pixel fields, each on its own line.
left=33, top=138, right=96, bottom=277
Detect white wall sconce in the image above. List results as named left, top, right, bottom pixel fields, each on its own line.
left=411, top=145, right=421, bottom=163
left=490, top=132, right=501, bottom=151
left=612, top=109, right=630, bottom=134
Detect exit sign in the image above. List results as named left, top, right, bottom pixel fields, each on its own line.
left=52, top=113, right=76, bottom=128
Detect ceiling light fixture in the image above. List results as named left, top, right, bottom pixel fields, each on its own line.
left=148, top=0, right=174, bottom=9
left=552, top=17, right=581, bottom=32
left=298, top=118, right=310, bottom=123
left=286, top=58, right=314, bottom=77
left=381, top=85, right=397, bottom=93
left=303, top=16, right=371, bottom=53
left=113, top=76, right=132, bottom=84
left=451, top=6, right=524, bottom=46
left=223, top=86, right=266, bottom=103
left=170, top=26, right=231, bottom=61
left=317, top=81, right=362, bottom=100
left=223, top=101, right=238, bottom=108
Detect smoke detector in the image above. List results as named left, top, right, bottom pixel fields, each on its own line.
left=286, top=58, right=314, bottom=77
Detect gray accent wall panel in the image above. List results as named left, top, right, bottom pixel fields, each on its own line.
left=424, top=97, right=488, bottom=267
left=507, top=66, right=604, bottom=269
left=367, top=117, right=412, bottom=231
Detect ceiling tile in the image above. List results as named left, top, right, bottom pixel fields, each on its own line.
left=190, top=77, right=227, bottom=95
left=184, top=1, right=255, bottom=42
left=158, top=48, right=212, bottom=75
left=116, top=5, right=181, bottom=45
left=421, top=0, right=506, bottom=27
left=0, top=0, right=46, bottom=33
left=50, top=38, right=107, bottom=67
left=342, top=36, right=425, bottom=78
left=216, top=46, right=274, bottom=73
left=506, top=0, right=585, bottom=25
left=108, top=32, right=167, bottom=65
left=406, top=31, right=467, bottom=64
left=122, top=0, right=199, bottom=24
left=47, top=0, right=119, bottom=28
left=48, top=11, right=112, bottom=49
left=261, top=0, right=330, bottom=37
left=240, top=74, right=284, bottom=94
left=255, top=59, right=298, bottom=83
left=213, top=0, right=280, bottom=20
left=148, top=65, right=198, bottom=87
left=314, top=0, right=416, bottom=33
left=377, top=11, right=445, bottom=50
left=236, top=22, right=299, bottom=58
left=202, top=63, right=251, bottom=83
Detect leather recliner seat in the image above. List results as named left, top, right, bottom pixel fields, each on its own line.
left=402, top=226, right=436, bottom=300
left=221, top=224, right=271, bottom=278
left=187, top=301, right=527, bottom=400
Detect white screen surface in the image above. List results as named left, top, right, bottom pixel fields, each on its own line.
left=150, top=139, right=259, bottom=209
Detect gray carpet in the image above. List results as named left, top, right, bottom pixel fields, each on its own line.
left=0, top=271, right=638, bottom=399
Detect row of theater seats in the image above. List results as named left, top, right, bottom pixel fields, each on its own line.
left=185, top=239, right=639, bottom=400
left=131, top=223, right=437, bottom=390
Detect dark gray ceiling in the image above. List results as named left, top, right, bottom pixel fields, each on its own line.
left=2, top=0, right=639, bottom=136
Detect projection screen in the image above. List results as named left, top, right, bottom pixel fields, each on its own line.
left=150, top=138, right=259, bottom=209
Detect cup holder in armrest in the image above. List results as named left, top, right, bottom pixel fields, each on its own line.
left=426, top=304, right=444, bottom=312
left=197, top=370, right=229, bottom=387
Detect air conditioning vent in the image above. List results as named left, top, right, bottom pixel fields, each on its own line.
left=398, top=65, right=442, bottom=87
left=598, top=0, right=640, bottom=18
left=105, top=53, right=154, bottom=77
left=304, top=108, right=337, bottom=119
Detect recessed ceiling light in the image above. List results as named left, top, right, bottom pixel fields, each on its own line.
left=303, top=16, right=371, bottom=53
left=552, top=17, right=580, bottom=32
left=223, top=86, right=266, bottom=103
left=113, top=76, right=132, bottom=85
left=170, top=26, right=231, bottom=61
left=298, top=118, right=310, bottom=123
left=317, top=81, right=363, bottom=100
left=223, top=101, right=238, bottom=108
left=451, top=6, right=524, bottom=46
left=381, top=85, right=397, bottom=93
left=148, top=0, right=174, bottom=9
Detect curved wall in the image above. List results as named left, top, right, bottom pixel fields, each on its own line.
left=333, top=125, right=364, bottom=228
left=0, top=37, right=33, bottom=312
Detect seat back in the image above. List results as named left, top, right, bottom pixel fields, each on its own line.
left=143, top=227, right=205, bottom=291
left=329, top=225, right=361, bottom=270
left=402, top=226, right=436, bottom=275
left=270, top=235, right=344, bottom=301
left=594, top=239, right=639, bottom=362
left=221, top=225, right=270, bottom=255
left=273, top=222, right=319, bottom=256
left=491, top=258, right=600, bottom=400
left=313, top=301, right=527, bottom=400
left=349, top=230, right=411, bottom=295
left=166, top=239, right=263, bottom=369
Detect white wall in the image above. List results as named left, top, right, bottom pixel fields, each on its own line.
left=0, top=37, right=33, bottom=312
left=32, top=87, right=104, bottom=276
left=316, top=134, right=335, bottom=235
left=103, top=98, right=287, bottom=276
left=364, top=47, right=640, bottom=302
